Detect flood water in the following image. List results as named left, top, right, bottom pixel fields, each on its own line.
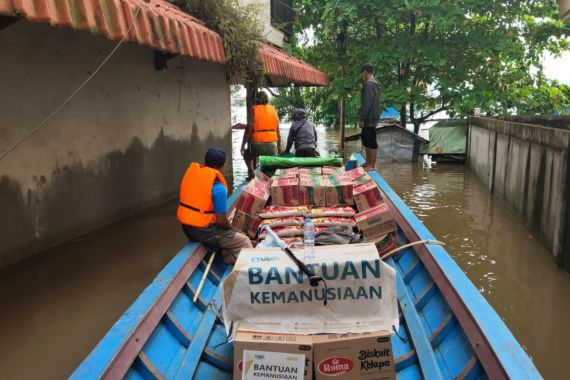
left=0, top=125, right=569, bottom=378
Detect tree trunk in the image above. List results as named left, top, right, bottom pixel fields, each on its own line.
left=400, top=104, right=407, bottom=129
left=413, top=122, right=421, bottom=135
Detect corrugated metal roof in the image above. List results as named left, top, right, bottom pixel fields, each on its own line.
left=345, top=123, right=428, bottom=143
left=260, top=43, right=329, bottom=87
left=0, top=0, right=225, bottom=63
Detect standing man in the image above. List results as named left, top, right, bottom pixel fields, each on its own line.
left=241, top=91, right=281, bottom=179
left=359, top=63, right=381, bottom=170
left=178, top=148, right=252, bottom=264
left=284, top=108, right=318, bottom=157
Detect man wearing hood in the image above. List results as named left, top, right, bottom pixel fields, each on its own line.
left=359, top=63, right=381, bottom=170
left=284, top=108, right=318, bottom=157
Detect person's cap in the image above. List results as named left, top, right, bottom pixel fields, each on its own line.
left=205, top=147, right=226, bottom=168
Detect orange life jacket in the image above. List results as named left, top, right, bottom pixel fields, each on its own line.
left=251, top=104, right=279, bottom=143
left=177, top=163, right=228, bottom=227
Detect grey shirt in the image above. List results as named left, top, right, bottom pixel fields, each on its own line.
left=285, top=109, right=317, bottom=153
left=359, top=78, right=381, bottom=128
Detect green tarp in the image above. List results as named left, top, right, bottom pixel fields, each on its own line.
left=259, top=156, right=343, bottom=169
left=421, top=120, right=468, bottom=154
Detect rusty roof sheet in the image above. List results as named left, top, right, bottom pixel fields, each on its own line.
left=0, top=0, right=225, bottom=63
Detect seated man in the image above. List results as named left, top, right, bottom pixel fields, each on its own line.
left=177, top=148, right=252, bottom=264
left=284, top=108, right=318, bottom=157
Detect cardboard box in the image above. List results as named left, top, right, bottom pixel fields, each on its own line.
left=275, top=167, right=299, bottom=178
left=299, top=167, right=322, bottom=176
left=363, top=221, right=398, bottom=241
left=355, top=203, right=394, bottom=230
left=322, top=166, right=346, bottom=175
left=325, top=178, right=353, bottom=206
left=371, top=232, right=398, bottom=256
left=313, top=331, right=395, bottom=380
left=271, top=177, right=300, bottom=206
left=346, top=166, right=367, bottom=180
left=236, top=180, right=271, bottom=216
left=230, top=209, right=261, bottom=238
left=255, top=171, right=270, bottom=183
left=299, top=176, right=328, bottom=207
left=234, top=331, right=313, bottom=380
left=353, top=181, right=383, bottom=211
left=352, top=173, right=373, bottom=187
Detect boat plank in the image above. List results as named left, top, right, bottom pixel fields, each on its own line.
left=387, top=257, right=445, bottom=380
left=174, top=267, right=232, bottom=380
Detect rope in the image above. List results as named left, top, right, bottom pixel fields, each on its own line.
left=381, top=239, right=445, bottom=261
left=0, top=7, right=141, bottom=163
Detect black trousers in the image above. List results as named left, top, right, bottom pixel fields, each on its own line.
left=295, top=147, right=318, bottom=157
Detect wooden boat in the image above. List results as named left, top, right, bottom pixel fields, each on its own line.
left=71, top=153, right=541, bottom=379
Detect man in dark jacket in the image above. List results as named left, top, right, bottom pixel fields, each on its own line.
left=284, top=108, right=318, bottom=157
left=359, top=63, right=381, bottom=170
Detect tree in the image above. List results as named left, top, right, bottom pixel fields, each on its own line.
left=281, top=0, right=570, bottom=132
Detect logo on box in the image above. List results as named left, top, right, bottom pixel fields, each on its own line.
left=318, top=357, right=353, bottom=376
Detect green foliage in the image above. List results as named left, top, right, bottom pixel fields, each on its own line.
left=278, top=0, right=570, bottom=129
left=187, top=0, right=265, bottom=85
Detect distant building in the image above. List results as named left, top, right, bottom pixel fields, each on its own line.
left=240, top=0, right=294, bottom=47
left=559, top=0, right=570, bottom=21
left=346, top=122, right=427, bottom=162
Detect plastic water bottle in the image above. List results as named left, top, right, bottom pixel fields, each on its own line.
left=304, top=217, right=316, bottom=260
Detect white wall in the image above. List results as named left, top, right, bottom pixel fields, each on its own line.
left=240, top=0, right=285, bottom=47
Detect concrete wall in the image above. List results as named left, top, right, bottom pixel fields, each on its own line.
left=240, top=0, right=285, bottom=47
left=467, top=116, right=570, bottom=269
left=0, top=20, right=232, bottom=268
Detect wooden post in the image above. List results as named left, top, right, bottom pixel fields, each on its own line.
left=340, top=97, right=346, bottom=155
left=246, top=84, right=256, bottom=131
left=338, top=20, right=348, bottom=157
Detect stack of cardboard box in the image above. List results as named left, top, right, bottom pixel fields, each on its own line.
left=299, top=176, right=328, bottom=207
left=353, top=181, right=384, bottom=211
left=299, top=167, right=322, bottom=176
left=271, top=177, right=300, bottom=206
left=355, top=203, right=397, bottom=242
left=231, top=178, right=270, bottom=238
left=325, top=176, right=353, bottom=206
left=234, top=331, right=395, bottom=380
left=275, top=167, right=299, bottom=178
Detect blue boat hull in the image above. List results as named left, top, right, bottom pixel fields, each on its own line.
left=72, top=154, right=541, bottom=380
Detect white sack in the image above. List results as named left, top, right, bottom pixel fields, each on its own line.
left=221, top=243, right=398, bottom=337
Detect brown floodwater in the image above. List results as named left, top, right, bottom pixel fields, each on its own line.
left=0, top=126, right=568, bottom=379
left=376, top=162, right=570, bottom=379
left=0, top=200, right=186, bottom=379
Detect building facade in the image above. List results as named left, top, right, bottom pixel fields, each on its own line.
left=0, top=20, right=231, bottom=268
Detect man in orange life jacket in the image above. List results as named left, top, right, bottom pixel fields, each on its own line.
left=178, top=148, right=252, bottom=264
left=241, top=91, right=281, bottom=179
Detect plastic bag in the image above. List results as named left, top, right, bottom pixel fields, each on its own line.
left=259, top=205, right=309, bottom=219
left=306, top=206, right=356, bottom=218
left=260, top=217, right=305, bottom=227
left=259, top=156, right=343, bottom=169
left=314, top=225, right=362, bottom=246
left=311, top=217, right=356, bottom=227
